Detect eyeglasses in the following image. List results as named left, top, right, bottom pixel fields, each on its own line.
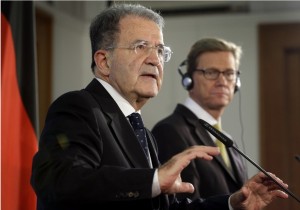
left=195, top=68, right=240, bottom=81
left=106, top=40, right=173, bottom=63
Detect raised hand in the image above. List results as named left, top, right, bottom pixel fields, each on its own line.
left=158, top=146, right=220, bottom=194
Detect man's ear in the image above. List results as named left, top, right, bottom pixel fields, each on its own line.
left=94, top=50, right=110, bottom=75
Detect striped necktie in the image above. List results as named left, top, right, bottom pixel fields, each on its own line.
left=213, top=123, right=231, bottom=169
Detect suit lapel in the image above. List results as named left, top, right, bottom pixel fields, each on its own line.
left=145, top=129, right=160, bottom=168
left=110, top=116, right=151, bottom=167
left=228, top=147, right=248, bottom=184
left=175, top=104, right=238, bottom=183
left=194, top=121, right=239, bottom=182
left=85, top=79, right=150, bottom=168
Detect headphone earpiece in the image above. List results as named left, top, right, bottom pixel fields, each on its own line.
left=178, top=60, right=193, bottom=90
left=182, top=74, right=193, bottom=90
left=178, top=59, right=241, bottom=93
left=234, top=73, right=241, bottom=93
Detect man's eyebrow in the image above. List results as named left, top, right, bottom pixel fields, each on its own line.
left=132, top=40, right=148, bottom=45
left=132, top=40, right=165, bottom=47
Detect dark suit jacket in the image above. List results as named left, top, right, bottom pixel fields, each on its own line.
left=152, top=104, right=248, bottom=200
left=31, top=79, right=230, bottom=210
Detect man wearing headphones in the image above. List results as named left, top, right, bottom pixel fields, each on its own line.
left=152, top=38, right=248, bottom=200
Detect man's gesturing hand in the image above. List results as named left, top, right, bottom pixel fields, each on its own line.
left=158, top=146, right=220, bottom=194
left=230, top=172, right=289, bottom=210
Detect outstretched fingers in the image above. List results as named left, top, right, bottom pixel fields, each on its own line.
left=158, top=146, right=219, bottom=194
left=229, top=172, right=289, bottom=210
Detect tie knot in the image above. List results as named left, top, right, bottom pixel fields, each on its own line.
left=128, top=113, right=144, bottom=129
left=213, top=123, right=222, bottom=131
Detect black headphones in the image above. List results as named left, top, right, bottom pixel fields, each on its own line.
left=177, top=59, right=241, bottom=93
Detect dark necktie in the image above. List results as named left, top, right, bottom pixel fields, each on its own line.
left=128, top=113, right=151, bottom=164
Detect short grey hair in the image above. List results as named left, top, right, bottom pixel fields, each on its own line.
left=89, top=3, right=164, bottom=71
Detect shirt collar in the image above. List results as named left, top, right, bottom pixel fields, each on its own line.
left=183, top=96, right=220, bottom=126
left=183, top=97, right=221, bottom=142
left=95, top=78, right=139, bottom=117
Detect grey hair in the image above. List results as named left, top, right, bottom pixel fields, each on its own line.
left=89, top=3, right=164, bottom=72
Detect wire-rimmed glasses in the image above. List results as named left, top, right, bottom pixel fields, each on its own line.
left=106, top=40, right=173, bottom=63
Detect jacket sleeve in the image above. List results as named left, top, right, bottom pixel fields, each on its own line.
left=169, top=194, right=230, bottom=210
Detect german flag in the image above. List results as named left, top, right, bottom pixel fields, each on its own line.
left=1, top=1, right=38, bottom=210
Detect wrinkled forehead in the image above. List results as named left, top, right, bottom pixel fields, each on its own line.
left=118, top=15, right=164, bottom=45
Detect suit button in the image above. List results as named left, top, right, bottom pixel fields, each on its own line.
left=127, top=191, right=139, bottom=198
left=128, top=192, right=134, bottom=197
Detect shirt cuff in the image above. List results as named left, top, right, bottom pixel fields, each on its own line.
left=228, top=194, right=234, bottom=210
left=152, top=169, right=161, bottom=197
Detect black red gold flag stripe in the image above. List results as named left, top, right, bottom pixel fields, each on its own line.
left=1, top=1, right=38, bottom=210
